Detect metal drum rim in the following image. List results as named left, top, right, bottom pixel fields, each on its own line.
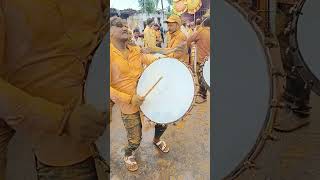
left=138, top=57, right=197, bottom=125
left=221, top=1, right=279, bottom=179
left=201, top=56, right=211, bottom=89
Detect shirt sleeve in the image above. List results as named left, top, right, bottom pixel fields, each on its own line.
left=109, top=70, right=132, bottom=104
left=187, top=31, right=199, bottom=48
left=110, top=86, right=132, bottom=105
left=141, top=54, right=158, bottom=66
left=167, top=33, right=187, bottom=59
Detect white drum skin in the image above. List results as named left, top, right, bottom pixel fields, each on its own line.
left=137, top=58, right=195, bottom=124
left=203, top=57, right=210, bottom=87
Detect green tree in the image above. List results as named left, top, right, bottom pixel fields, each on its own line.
left=166, top=0, right=173, bottom=15
left=138, top=0, right=156, bottom=14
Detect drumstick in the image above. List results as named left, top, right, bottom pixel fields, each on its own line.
left=143, top=76, right=163, bottom=98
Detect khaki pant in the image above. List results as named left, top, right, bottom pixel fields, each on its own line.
left=121, top=112, right=167, bottom=156
left=197, top=63, right=208, bottom=98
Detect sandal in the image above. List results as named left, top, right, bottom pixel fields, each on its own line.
left=124, top=155, right=138, bottom=172
left=153, top=140, right=170, bottom=153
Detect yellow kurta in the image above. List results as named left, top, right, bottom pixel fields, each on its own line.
left=143, top=26, right=157, bottom=48
left=110, top=43, right=157, bottom=114
left=166, top=30, right=189, bottom=64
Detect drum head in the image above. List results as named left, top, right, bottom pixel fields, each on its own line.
left=213, top=1, right=270, bottom=179
left=296, top=0, right=320, bottom=95
left=203, top=57, right=210, bottom=87
left=137, top=58, right=195, bottom=124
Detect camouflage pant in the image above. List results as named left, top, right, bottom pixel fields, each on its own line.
left=197, top=63, right=208, bottom=98
left=121, top=112, right=167, bottom=156
left=36, top=157, right=98, bottom=180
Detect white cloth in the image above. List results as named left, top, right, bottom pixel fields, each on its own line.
left=132, top=37, right=144, bottom=47
left=180, top=25, right=189, bottom=38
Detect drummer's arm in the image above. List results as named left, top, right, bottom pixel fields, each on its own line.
left=186, top=31, right=199, bottom=48
left=110, top=87, right=132, bottom=105
left=146, top=46, right=177, bottom=55
left=167, top=34, right=188, bottom=59
left=141, top=54, right=159, bottom=66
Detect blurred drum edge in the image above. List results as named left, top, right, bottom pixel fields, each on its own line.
left=223, top=1, right=285, bottom=179
left=289, top=0, right=320, bottom=95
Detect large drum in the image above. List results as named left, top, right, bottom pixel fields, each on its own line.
left=289, top=0, right=320, bottom=95
left=213, top=1, right=272, bottom=179
left=137, top=58, right=195, bottom=124
left=201, top=56, right=210, bottom=88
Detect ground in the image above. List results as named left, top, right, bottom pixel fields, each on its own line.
left=110, top=94, right=211, bottom=180
left=237, top=92, right=320, bottom=180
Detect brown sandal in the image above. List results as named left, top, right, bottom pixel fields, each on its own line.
left=124, top=155, right=138, bottom=172
left=154, top=140, right=170, bottom=153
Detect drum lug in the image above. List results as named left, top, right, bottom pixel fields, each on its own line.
left=243, top=161, right=258, bottom=170
left=289, top=6, right=297, bottom=14
left=291, top=65, right=303, bottom=73
left=285, top=47, right=297, bottom=55
left=263, top=131, right=278, bottom=141
left=283, top=23, right=293, bottom=35
left=270, top=99, right=285, bottom=109
left=307, top=80, right=314, bottom=89
left=271, top=68, right=285, bottom=78
left=252, top=14, right=263, bottom=24
left=264, top=37, right=278, bottom=48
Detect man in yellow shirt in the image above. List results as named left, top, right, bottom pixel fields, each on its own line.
left=149, top=15, right=189, bottom=64
left=165, top=15, right=189, bottom=64
left=153, top=24, right=162, bottom=47
left=143, top=18, right=157, bottom=49
left=187, top=17, right=210, bottom=103
left=110, top=17, right=171, bottom=172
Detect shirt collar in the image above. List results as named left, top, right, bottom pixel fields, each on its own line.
left=170, top=29, right=181, bottom=37
left=110, top=42, right=135, bottom=58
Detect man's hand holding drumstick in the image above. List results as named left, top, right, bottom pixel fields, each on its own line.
left=131, top=76, right=163, bottom=107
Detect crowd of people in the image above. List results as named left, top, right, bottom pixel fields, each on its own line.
left=125, top=13, right=211, bottom=103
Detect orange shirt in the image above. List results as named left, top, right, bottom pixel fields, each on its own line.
left=110, top=43, right=157, bottom=114
left=166, top=30, right=189, bottom=64
left=187, top=26, right=210, bottom=63
left=143, top=26, right=157, bottom=48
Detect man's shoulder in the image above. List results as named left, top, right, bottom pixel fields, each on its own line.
left=128, top=45, right=141, bottom=53
left=177, top=30, right=187, bottom=40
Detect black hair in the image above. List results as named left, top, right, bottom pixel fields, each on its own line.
left=146, top=18, right=154, bottom=25
left=133, top=28, right=140, bottom=33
